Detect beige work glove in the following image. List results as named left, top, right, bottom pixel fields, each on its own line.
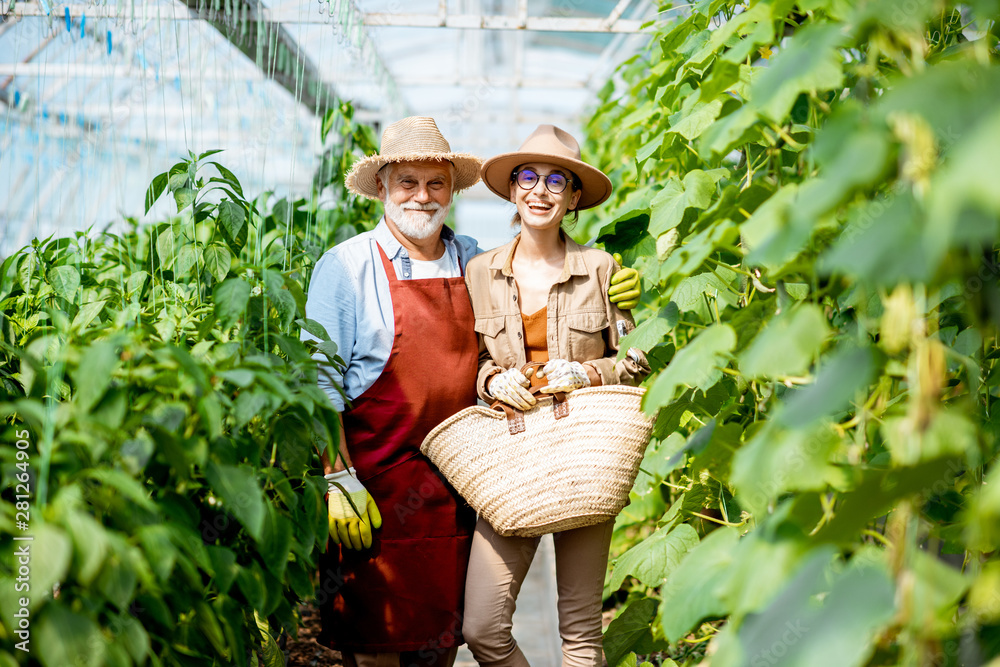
left=538, top=359, right=591, bottom=394
left=488, top=367, right=537, bottom=410
left=326, top=468, right=382, bottom=550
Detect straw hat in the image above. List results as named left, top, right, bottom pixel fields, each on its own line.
left=345, top=116, right=483, bottom=199
left=481, top=124, right=613, bottom=210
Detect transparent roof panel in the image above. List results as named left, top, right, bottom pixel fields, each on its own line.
left=2, top=0, right=656, bottom=252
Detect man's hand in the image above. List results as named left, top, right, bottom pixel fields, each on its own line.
left=488, top=368, right=536, bottom=410
left=608, top=253, right=641, bottom=310
left=538, top=359, right=591, bottom=394
left=326, top=468, right=383, bottom=550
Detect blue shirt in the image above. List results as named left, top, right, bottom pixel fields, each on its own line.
left=302, top=219, right=482, bottom=411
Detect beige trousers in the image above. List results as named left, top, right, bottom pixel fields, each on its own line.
left=342, top=646, right=459, bottom=667
left=463, top=517, right=615, bottom=667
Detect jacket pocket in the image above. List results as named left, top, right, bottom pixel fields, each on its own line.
left=474, top=315, right=506, bottom=338
left=474, top=315, right=512, bottom=366
left=565, top=311, right=609, bottom=361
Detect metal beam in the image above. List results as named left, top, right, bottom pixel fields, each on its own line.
left=8, top=3, right=649, bottom=32
left=0, top=64, right=593, bottom=89
left=362, top=12, right=646, bottom=33
left=4, top=1, right=403, bottom=117
left=176, top=0, right=340, bottom=118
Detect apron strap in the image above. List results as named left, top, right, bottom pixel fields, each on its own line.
left=375, top=240, right=465, bottom=280
left=375, top=242, right=397, bottom=284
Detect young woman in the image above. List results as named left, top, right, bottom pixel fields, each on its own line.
left=462, top=125, right=649, bottom=667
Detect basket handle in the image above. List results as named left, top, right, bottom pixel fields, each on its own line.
left=489, top=364, right=569, bottom=435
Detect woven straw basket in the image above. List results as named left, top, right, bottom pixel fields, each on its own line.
left=420, top=385, right=653, bottom=537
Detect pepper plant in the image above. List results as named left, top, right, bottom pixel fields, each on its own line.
left=0, top=102, right=378, bottom=666
left=589, top=2, right=1000, bottom=666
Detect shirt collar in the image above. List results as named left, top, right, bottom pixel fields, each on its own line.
left=373, top=218, right=457, bottom=261
left=491, top=232, right=589, bottom=282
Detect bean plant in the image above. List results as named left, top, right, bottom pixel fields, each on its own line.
left=590, top=1, right=1000, bottom=666
left=0, top=102, right=378, bottom=666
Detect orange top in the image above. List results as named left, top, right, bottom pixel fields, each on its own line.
left=521, top=307, right=549, bottom=387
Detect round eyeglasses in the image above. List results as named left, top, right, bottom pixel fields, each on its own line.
left=511, top=168, right=573, bottom=195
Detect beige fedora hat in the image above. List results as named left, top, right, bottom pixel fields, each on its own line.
left=481, top=124, right=612, bottom=210
left=345, top=116, right=483, bottom=199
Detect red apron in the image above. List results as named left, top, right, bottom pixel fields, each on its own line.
left=319, top=243, right=479, bottom=654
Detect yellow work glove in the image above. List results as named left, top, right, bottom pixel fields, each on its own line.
left=608, top=253, right=641, bottom=310
left=488, top=367, right=536, bottom=410
left=538, top=359, right=592, bottom=394
left=326, top=468, right=382, bottom=550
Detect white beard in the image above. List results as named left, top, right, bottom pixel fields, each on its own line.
left=384, top=199, right=451, bottom=240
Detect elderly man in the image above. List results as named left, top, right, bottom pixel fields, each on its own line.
left=302, top=117, right=639, bottom=667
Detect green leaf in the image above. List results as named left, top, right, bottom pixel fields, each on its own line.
left=814, top=457, right=964, bottom=545
left=17, top=252, right=37, bottom=292
left=255, top=611, right=286, bottom=667
left=750, top=24, right=845, bottom=122
left=603, top=598, right=658, bottom=667
left=29, top=524, right=73, bottom=611
left=217, top=369, right=255, bottom=387
left=47, top=264, right=81, bottom=301
left=267, top=282, right=297, bottom=330
left=617, top=305, right=678, bottom=359
left=203, top=244, right=233, bottom=283
left=234, top=390, right=271, bottom=428
left=70, top=341, right=118, bottom=411
left=208, top=161, right=244, bottom=197
left=136, top=524, right=178, bottom=583
left=125, top=270, right=148, bottom=297
left=669, top=97, right=726, bottom=140
left=297, top=317, right=331, bottom=341
left=155, top=226, right=177, bottom=269
left=777, top=346, right=875, bottom=428
left=659, top=527, right=740, bottom=642
left=643, top=324, right=736, bottom=413
left=65, top=511, right=112, bottom=585
left=732, top=551, right=895, bottom=667
left=610, top=524, right=699, bottom=591
left=648, top=169, right=727, bottom=237
left=882, top=409, right=978, bottom=467
left=731, top=422, right=845, bottom=516
left=34, top=603, right=106, bottom=667
left=819, top=193, right=930, bottom=284
left=173, top=186, right=196, bottom=212
left=71, top=299, right=106, bottom=331
left=174, top=243, right=201, bottom=279
left=259, top=504, right=293, bottom=575
left=205, top=461, right=266, bottom=541
left=218, top=200, right=248, bottom=252
left=738, top=304, right=830, bottom=379
left=906, top=550, right=970, bottom=635
left=213, top=278, right=251, bottom=327
left=925, top=106, right=1000, bottom=253
left=86, top=469, right=158, bottom=513
left=145, top=172, right=169, bottom=213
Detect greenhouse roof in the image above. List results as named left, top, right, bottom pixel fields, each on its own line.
left=1, top=0, right=660, bottom=252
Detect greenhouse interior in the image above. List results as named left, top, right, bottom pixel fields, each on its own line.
left=1, top=0, right=657, bottom=252
left=2, top=1, right=1000, bottom=667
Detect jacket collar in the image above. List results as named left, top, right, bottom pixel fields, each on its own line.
left=373, top=218, right=457, bottom=261
left=490, top=231, right=589, bottom=283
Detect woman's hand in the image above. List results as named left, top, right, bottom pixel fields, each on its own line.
left=538, top=359, right=592, bottom=394
left=488, top=368, right=537, bottom=410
